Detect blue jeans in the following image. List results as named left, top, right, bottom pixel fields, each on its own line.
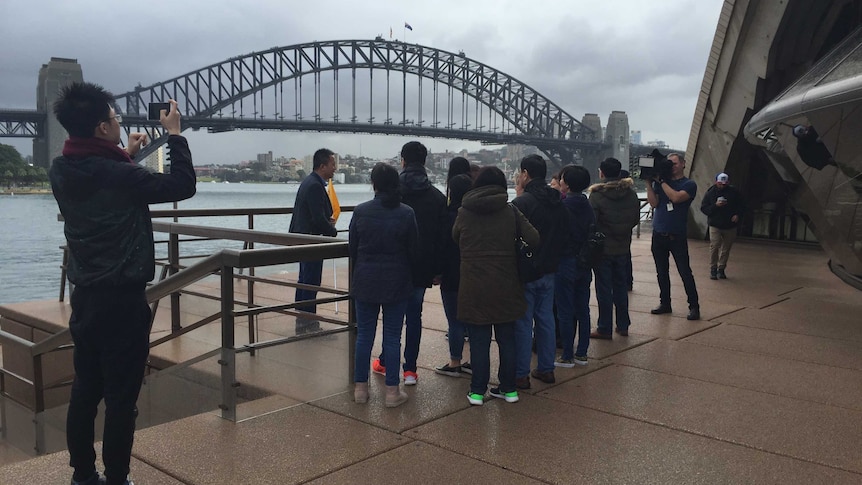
left=295, top=259, right=323, bottom=315
left=441, top=289, right=467, bottom=361
left=354, top=299, right=407, bottom=386
left=651, top=233, right=699, bottom=309
left=465, top=322, right=516, bottom=395
left=515, top=273, right=556, bottom=377
left=595, top=254, right=632, bottom=334
left=555, top=257, right=592, bottom=360
left=378, top=286, right=425, bottom=373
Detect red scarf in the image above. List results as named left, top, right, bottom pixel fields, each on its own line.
left=62, top=136, right=134, bottom=164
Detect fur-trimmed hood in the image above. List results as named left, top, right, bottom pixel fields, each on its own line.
left=588, top=177, right=635, bottom=199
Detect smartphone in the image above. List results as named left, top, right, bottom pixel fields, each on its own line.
left=147, top=102, right=171, bottom=121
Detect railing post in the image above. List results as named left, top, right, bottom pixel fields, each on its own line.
left=247, top=214, right=256, bottom=355
left=170, top=232, right=181, bottom=331
left=347, top=256, right=356, bottom=385
left=32, top=354, right=45, bottom=455
left=219, top=266, right=237, bottom=422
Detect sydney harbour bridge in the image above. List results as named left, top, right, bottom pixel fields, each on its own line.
left=0, top=39, right=630, bottom=169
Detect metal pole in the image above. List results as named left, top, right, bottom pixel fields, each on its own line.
left=33, top=354, right=45, bottom=455
left=219, top=266, right=237, bottom=422
left=169, top=232, right=181, bottom=331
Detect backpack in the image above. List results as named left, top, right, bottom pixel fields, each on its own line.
left=577, top=224, right=605, bottom=270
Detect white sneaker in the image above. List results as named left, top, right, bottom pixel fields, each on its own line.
left=404, top=371, right=418, bottom=386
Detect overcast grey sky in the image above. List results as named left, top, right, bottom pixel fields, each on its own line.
left=0, top=0, right=723, bottom=163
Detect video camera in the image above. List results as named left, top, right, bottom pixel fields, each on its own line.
left=638, top=149, right=674, bottom=181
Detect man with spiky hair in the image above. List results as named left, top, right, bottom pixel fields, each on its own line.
left=50, top=82, right=196, bottom=485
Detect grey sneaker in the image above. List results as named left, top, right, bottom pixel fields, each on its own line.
left=573, top=355, right=588, bottom=366
left=554, top=356, right=576, bottom=368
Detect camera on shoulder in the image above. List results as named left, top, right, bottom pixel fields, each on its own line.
left=638, top=149, right=674, bottom=181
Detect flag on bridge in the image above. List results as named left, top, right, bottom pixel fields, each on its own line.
left=390, top=27, right=393, bottom=39
left=404, top=22, right=413, bottom=31
left=328, top=179, right=341, bottom=223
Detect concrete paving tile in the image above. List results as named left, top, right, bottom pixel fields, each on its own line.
left=684, top=323, right=862, bottom=370
left=133, top=404, right=409, bottom=485
left=0, top=445, right=184, bottom=485
left=409, top=392, right=861, bottom=484
left=715, top=307, right=862, bottom=342
left=583, top=333, right=655, bottom=359
left=313, top=371, right=475, bottom=433
left=612, top=339, right=862, bottom=411
left=547, top=365, right=862, bottom=474
left=623, top=312, right=722, bottom=339
left=307, top=441, right=545, bottom=484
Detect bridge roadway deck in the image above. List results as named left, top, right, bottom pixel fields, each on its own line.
left=1, top=236, right=861, bottom=483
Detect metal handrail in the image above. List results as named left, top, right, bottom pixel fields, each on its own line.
left=4, top=213, right=355, bottom=454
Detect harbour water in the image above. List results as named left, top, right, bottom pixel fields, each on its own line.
left=0, top=182, right=643, bottom=305
left=0, top=183, right=381, bottom=305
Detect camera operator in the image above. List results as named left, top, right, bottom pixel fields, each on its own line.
left=50, top=82, right=196, bottom=485
left=645, top=153, right=700, bottom=320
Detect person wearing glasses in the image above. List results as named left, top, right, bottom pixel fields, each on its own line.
left=49, top=82, right=196, bottom=485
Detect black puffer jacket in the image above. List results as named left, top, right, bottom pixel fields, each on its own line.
left=511, top=179, right=566, bottom=275
left=400, top=164, right=448, bottom=287
left=349, top=194, right=418, bottom=303
left=49, top=135, right=196, bottom=288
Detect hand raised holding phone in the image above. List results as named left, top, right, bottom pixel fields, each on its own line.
left=148, top=100, right=181, bottom=135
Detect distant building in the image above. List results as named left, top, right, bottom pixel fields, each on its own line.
left=647, top=139, right=669, bottom=148
left=142, top=146, right=164, bottom=173
left=630, top=130, right=642, bottom=145
left=257, top=151, right=273, bottom=165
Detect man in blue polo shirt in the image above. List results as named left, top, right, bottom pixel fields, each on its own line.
left=645, top=153, right=700, bottom=320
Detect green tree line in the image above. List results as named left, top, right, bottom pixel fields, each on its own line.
left=0, top=144, right=47, bottom=187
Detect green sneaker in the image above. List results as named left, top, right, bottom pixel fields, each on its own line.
left=467, top=392, right=484, bottom=406
left=488, top=388, right=519, bottom=403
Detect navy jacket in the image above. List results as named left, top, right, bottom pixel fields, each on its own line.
left=289, top=172, right=338, bottom=236
left=49, top=135, right=196, bottom=288
left=560, top=192, right=596, bottom=258
left=349, top=195, right=419, bottom=303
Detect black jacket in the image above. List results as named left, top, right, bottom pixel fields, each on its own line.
left=49, top=135, right=196, bottom=288
left=700, top=184, right=746, bottom=230
left=560, top=192, right=596, bottom=258
left=289, top=172, right=338, bottom=236
left=588, top=177, right=640, bottom=255
left=400, top=164, right=448, bottom=287
left=349, top=195, right=419, bottom=304
left=512, top=179, right=565, bottom=275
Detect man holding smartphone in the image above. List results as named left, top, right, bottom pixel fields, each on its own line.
left=700, top=172, right=746, bottom=279
left=50, top=83, right=196, bottom=485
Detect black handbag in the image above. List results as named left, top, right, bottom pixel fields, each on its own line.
left=512, top=204, right=541, bottom=283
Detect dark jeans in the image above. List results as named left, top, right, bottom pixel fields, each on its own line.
left=465, top=322, right=516, bottom=395
left=441, top=289, right=467, bottom=361
left=378, top=287, right=425, bottom=373
left=651, top=232, right=699, bottom=309
left=295, top=259, right=323, bottom=321
left=67, top=286, right=150, bottom=485
left=595, top=254, right=632, bottom=334
left=555, top=256, right=592, bottom=359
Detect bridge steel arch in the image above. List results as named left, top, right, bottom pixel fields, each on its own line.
left=115, top=39, right=602, bottom=164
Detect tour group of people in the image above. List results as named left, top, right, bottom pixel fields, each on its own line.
left=290, top=141, right=684, bottom=408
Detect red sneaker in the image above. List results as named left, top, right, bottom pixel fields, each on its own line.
left=371, top=358, right=386, bottom=376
